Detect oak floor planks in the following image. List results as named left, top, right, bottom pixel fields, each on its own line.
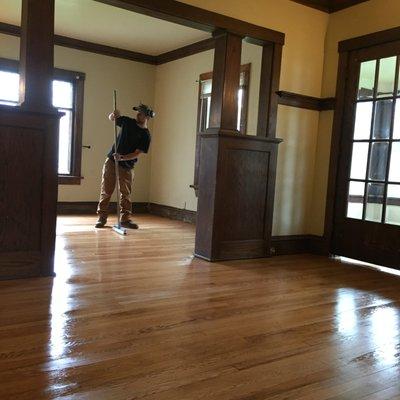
left=0, top=215, right=400, bottom=399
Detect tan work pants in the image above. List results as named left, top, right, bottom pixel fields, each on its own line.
left=97, top=158, right=133, bottom=222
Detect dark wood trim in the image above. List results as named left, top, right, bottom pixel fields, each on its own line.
left=323, top=51, right=349, bottom=253
left=148, top=203, right=196, bottom=224
left=0, top=22, right=157, bottom=65
left=271, top=235, right=327, bottom=255
left=339, top=26, right=400, bottom=53
left=208, top=30, right=242, bottom=132
left=156, top=38, right=214, bottom=65
left=277, top=91, right=336, bottom=111
left=58, top=176, right=83, bottom=185
left=291, top=0, right=369, bottom=13
left=19, top=0, right=55, bottom=111
left=257, top=43, right=283, bottom=137
left=0, top=57, right=86, bottom=80
left=0, top=20, right=283, bottom=66
left=71, top=74, right=85, bottom=183
left=320, top=97, right=336, bottom=111
left=57, top=201, right=149, bottom=215
left=94, top=0, right=285, bottom=45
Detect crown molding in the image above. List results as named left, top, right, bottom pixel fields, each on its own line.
left=0, top=22, right=157, bottom=64
left=291, top=0, right=369, bottom=13
left=156, top=38, right=215, bottom=65
left=93, top=0, right=285, bottom=45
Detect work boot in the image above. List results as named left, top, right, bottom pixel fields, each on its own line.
left=121, top=220, right=139, bottom=229
left=95, top=217, right=107, bottom=228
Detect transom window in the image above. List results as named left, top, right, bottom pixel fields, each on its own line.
left=0, top=59, right=85, bottom=184
left=347, top=56, right=400, bottom=226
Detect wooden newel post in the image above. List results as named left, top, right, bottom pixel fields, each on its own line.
left=208, top=30, right=243, bottom=133
left=20, top=0, right=55, bottom=111
left=0, top=0, right=60, bottom=279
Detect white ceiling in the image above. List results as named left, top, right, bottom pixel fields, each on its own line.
left=0, top=0, right=210, bottom=56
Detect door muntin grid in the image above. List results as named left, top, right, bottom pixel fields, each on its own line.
left=347, top=55, right=400, bottom=226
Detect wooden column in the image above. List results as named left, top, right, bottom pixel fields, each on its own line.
left=20, top=0, right=55, bottom=111
left=195, top=35, right=283, bottom=262
left=208, top=30, right=242, bottom=132
left=0, top=0, right=60, bottom=279
left=257, top=43, right=282, bottom=137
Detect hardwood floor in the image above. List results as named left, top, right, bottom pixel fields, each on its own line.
left=1, top=215, right=400, bottom=399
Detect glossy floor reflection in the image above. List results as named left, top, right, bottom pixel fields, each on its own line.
left=1, top=215, right=400, bottom=399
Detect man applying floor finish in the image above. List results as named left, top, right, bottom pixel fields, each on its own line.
left=95, top=104, right=154, bottom=229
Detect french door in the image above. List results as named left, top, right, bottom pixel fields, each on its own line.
left=332, top=41, right=400, bottom=268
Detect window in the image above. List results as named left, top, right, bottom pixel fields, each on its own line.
left=197, top=64, right=250, bottom=134
left=0, top=58, right=85, bottom=185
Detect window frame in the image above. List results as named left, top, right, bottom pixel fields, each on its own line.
left=0, top=57, right=85, bottom=185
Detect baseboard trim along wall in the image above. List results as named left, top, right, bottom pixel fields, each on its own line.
left=57, top=201, right=149, bottom=215
left=57, top=201, right=196, bottom=223
left=147, top=203, right=197, bottom=224
left=57, top=202, right=326, bottom=255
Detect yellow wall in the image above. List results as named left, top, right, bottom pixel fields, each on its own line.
left=0, top=33, right=156, bottom=203
left=311, top=0, right=400, bottom=235
left=150, top=50, right=214, bottom=211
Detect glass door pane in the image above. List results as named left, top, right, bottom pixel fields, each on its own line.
left=346, top=56, right=400, bottom=226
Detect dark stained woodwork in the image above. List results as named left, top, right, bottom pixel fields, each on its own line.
left=148, top=203, right=196, bottom=224
left=208, top=30, right=242, bottom=132
left=323, top=53, right=349, bottom=255
left=94, top=0, right=285, bottom=45
left=57, top=201, right=149, bottom=215
left=19, top=0, right=55, bottom=111
left=257, top=43, right=283, bottom=137
left=339, top=26, right=400, bottom=53
left=291, top=0, right=369, bottom=13
left=54, top=34, right=157, bottom=64
left=0, top=22, right=157, bottom=65
left=0, top=0, right=62, bottom=280
left=195, top=133, right=282, bottom=261
left=325, top=28, right=400, bottom=263
left=330, top=40, right=400, bottom=269
left=156, top=38, right=215, bottom=65
left=0, top=106, right=61, bottom=279
left=277, top=91, right=336, bottom=111
left=271, top=234, right=325, bottom=255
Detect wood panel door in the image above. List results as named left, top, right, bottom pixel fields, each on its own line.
left=332, top=41, right=400, bottom=268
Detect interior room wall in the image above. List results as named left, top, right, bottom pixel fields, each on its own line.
left=311, top=0, right=400, bottom=235
left=153, top=0, right=329, bottom=236
left=0, top=33, right=156, bottom=203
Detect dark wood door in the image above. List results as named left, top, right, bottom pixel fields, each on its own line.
left=333, top=41, right=400, bottom=268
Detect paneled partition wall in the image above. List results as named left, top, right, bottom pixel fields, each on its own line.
left=0, top=0, right=62, bottom=279
left=195, top=32, right=283, bottom=261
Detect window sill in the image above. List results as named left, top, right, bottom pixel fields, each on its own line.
left=58, top=175, right=83, bottom=185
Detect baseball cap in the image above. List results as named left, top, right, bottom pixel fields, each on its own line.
left=133, top=103, right=156, bottom=118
